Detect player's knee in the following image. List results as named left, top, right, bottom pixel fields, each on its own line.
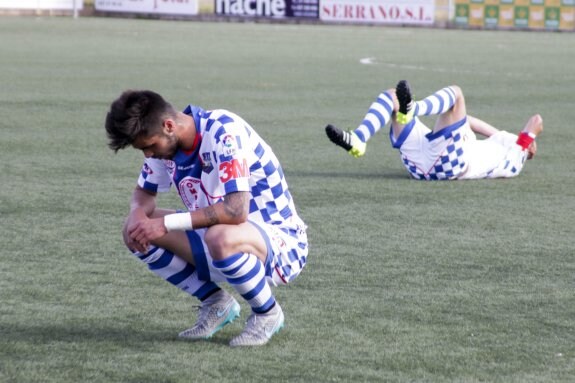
left=121, top=223, right=131, bottom=247
left=450, top=85, right=463, bottom=99
left=386, top=88, right=399, bottom=112
left=204, top=225, right=233, bottom=259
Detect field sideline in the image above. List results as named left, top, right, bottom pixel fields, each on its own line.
left=0, top=16, right=574, bottom=382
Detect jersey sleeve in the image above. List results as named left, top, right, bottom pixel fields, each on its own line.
left=210, top=116, right=253, bottom=195
left=137, top=158, right=173, bottom=193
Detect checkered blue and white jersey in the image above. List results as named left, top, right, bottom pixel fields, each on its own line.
left=137, top=105, right=298, bottom=226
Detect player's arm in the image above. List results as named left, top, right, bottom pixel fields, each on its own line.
left=468, top=115, right=500, bottom=138
left=192, top=191, right=250, bottom=228
left=130, top=186, right=157, bottom=216
left=128, top=191, right=250, bottom=247
left=124, top=186, right=158, bottom=253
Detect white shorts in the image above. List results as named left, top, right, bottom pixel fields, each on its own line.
left=186, top=215, right=308, bottom=286
left=390, top=117, right=527, bottom=180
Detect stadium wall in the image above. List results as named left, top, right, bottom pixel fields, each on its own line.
left=0, top=0, right=573, bottom=31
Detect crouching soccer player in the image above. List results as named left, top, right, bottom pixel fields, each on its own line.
left=326, top=80, right=543, bottom=180
left=105, top=90, right=308, bottom=347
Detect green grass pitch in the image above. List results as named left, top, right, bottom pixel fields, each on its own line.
left=0, top=15, right=574, bottom=382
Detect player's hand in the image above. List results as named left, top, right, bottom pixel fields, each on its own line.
left=123, top=210, right=149, bottom=253
left=527, top=141, right=537, bottom=160
left=128, top=217, right=167, bottom=250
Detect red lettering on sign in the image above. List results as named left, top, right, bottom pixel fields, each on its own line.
left=321, top=3, right=428, bottom=21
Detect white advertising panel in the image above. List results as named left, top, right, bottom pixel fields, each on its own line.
left=95, top=0, right=198, bottom=15
left=320, top=0, right=434, bottom=24
left=0, top=0, right=83, bottom=10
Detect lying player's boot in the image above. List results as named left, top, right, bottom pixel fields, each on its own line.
left=178, top=289, right=240, bottom=340
left=229, top=303, right=285, bottom=347
left=396, top=80, right=414, bottom=125
left=325, top=124, right=366, bottom=158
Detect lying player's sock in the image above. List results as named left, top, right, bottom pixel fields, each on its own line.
left=353, top=90, right=395, bottom=142
left=325, top=90, right=394, bottom=158
left=412, top=85, right=457, bottom=117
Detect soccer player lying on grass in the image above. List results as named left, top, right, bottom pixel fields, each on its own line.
left=326, top=80, right=543, bottom=180
left=105, top=90, right=308, bottom=347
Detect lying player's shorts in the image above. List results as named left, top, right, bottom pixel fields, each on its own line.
left=185, top=214, right=308, bottom=286
left=391, top=117, right=527, bottom=180
left=391, top=117, right=475, bottom=180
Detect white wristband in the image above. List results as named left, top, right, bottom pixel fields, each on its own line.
left=164, top=213, right=193, bottom=232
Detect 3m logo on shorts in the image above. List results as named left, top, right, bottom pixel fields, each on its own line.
left=219, top=158, right=249, bottom=182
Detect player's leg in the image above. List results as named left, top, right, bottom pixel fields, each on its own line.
left=395, top=80, right=463, bottom=127
left=205, top=222, right=287, bottom=347
left=125, top=209, right=240, bottom=340
left=431, top=85, right=466, bottom=133
left=392, top=81, right=463, bottom=139
left=392, top=82, right=474, bottom=180
left=326, top=88, right=397, bottom=157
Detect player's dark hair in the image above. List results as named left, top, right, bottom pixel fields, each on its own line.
left=105, top=90, right=177, bottom=152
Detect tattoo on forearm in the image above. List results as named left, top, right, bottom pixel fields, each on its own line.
left=204, top=206, right=219, bottom=226
left=224, top=193, right=246, bottom=218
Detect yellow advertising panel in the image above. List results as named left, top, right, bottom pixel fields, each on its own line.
left=469, top=3, right=485, bottom=26
left=499, top=4, right=515, bottom=26
left=560, top=4, right=574, bottom=29
left=452, top=0, right=574, bottom=30
left=515, top=0, right=530, bottom=6
left=528, top=5, right=545, bottom=28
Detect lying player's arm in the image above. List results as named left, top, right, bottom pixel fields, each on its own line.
left=467, top=115, right=500, bottom=138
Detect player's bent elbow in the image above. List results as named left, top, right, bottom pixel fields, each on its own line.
left=525, top=114, right=543, bottom=135
left=531, top=114, right=543, bottom=126
left=225, top=214, right=249, bottom=227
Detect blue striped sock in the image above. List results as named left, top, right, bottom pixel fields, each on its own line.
left=213, top=253, right=275, bottom=314
left=353, top=91, right=394, bottom=143
left=414, top=87, right=457, bottom=117
left=134, top=246, right=219, bottom=301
